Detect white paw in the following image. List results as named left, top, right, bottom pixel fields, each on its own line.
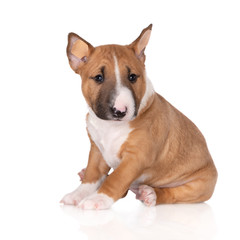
left=60, top=186, right=86, bottom=206
left=78, top=193, right=114, bottom=210
left=60, top=177, right=107, bottom=206
left=137, top=185, right=157, bottom=207
left=60, top=183, right=97, bottom=205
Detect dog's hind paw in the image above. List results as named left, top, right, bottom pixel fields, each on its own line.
left=136, top=185, right=157, bottom=207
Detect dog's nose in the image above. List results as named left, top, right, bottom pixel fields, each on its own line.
left=111, top=107, right=127, bottom=119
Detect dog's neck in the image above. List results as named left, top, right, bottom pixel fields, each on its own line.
left=137, top=76, right=155, bottom=116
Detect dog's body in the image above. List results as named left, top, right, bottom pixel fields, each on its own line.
left=61, top=25, right=217, bottom=209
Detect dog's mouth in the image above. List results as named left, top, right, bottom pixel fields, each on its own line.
left=112, top=117, right=125, bottom=121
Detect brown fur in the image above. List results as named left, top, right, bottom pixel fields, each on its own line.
left=67, top=25, right=217, bottom=205
left=97, top=93, right=217, bottom=202
left=77, top=45, right=146, bottom=117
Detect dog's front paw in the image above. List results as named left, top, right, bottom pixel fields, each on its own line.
left=78, top=193, right=114, bottom=210
left=60, top=183, right=96, bottom=206
left=60, top=186, right=86, bottom=206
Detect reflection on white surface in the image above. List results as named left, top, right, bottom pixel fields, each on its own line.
left=61, top=202, right=216, bottom=240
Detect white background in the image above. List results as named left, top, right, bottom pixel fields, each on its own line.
left=0, top=0, right=240, bottom=239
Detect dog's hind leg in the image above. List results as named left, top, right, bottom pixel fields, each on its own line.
left=136, top=176, right=217, bottom=206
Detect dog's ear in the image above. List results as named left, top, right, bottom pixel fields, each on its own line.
left=129, top=24, right=152, bottom=63
left=67, top=33, right=94, bottom=73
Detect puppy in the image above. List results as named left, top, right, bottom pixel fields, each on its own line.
left=61, top=24, right=217, bottom=209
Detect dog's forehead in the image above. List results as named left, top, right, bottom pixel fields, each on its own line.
left=88, top=44, right=142, bottom=73
left=96, top=44, right=131, bottom=55
left=93, top=45, right=134, bottom=63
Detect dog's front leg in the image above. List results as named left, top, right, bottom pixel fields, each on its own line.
left=60, top=142, right=110, bottom=205
left=78, top=153, right=145, bottom=210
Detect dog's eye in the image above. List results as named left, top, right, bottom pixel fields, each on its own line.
left=128, top=74, right=138, bottom=83
left=93, top=74, right=104, bottom=83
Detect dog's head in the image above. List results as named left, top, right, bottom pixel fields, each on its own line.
left=67, top=24, right=153, bottom=121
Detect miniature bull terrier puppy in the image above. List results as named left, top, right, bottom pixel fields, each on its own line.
left=60, top=24, right=217, bottom=210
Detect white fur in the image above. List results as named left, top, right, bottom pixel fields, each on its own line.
left=113, top=55, right=135, bottom=121
left=87, top=108, right=132, bottom=169
left=138, top=185, right=157, bottom=207
left=113, top=55, right=121, bottom=89
left=60, top=176, right=106, bottom=205
left=114, top=87, right=135, bottom=120
left=138, top=76, right=154, bottom=114
left=78, top=192, right=114, bottom=210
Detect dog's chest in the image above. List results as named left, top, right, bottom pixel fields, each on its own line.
left=87, top=113, right=132, bottom=169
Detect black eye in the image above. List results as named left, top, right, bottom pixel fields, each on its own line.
left=128, top=74, right=138, bottom=83
left=93, top=74, right=104, bottom=83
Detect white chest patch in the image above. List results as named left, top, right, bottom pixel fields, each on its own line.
left=87, top=109, right=132, bottom=169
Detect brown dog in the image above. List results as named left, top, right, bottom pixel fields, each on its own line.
left=60, top=24, right=217, bottom=209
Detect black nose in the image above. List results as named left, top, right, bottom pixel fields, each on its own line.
left=110, top=107, right=127, bottom=119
